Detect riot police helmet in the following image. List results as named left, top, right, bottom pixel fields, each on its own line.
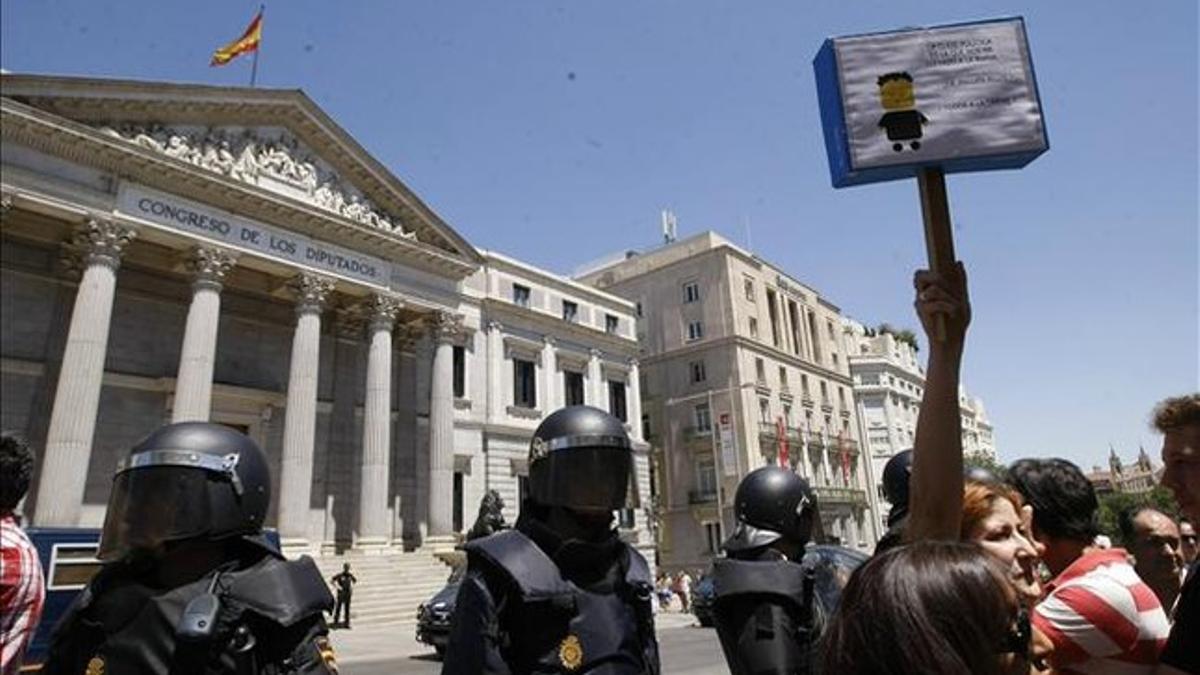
left=723, top=465, right=817, bottom=554
left=881, top=449, right=913, bottom=507
left=527, top=405, right=637, bottom=512
left=98, top=422, right=271, bottom=562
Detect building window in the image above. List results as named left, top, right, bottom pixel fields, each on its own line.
left=513, top=359, right=537, bottom=408
left=744, top=278, right=756, bottom=301
left=788, top=300, right=803, bottom=356
left=705, top=522, right=722, bottom=554
left=683, top=281, right=701, bottom=303
left=749, top=317, right=759, bottom=338
left=766, top=289, right=781, bottom=347
left=618, top=508, right=636, bottom=529
left=513, top=283, right=531, bottom=307
left=453, top=472, right=464, bottom=532
left=838, top=387, right=847, bottom=409
left=635, top=300, right=643, bottom=317
left=759, top=398, right=771, bottom=423
left=694, top=403, right=712, bottom=433
left=827, top=320, right=836, bottom=340
left=801, top=374, right=810, bottom=398
left=608, top=380, right=628, bottom=422
left=755, top=358, right=766, bottom=383
left=564, top=371, right=585, bottom=406
left=697, top=458, right=718, bottom=495
left=453, top=345, right=466, bottom=398
left=831, top=352, right=839, bottom=367
left=820, top=381, right=829, bottom=403
left=783, top=403, right=792, bottom=425
left=779, top=367, right=788, bottom=389
left=562, top=300, right=578, bottom=323
left=605, top=314, right=619, bottom=334
left=690, top=360, right=707, bottom=384
left=687, top=321, right=704, bottom=342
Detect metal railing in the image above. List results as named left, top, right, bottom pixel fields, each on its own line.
left=813, top=485, right=868, bottom=506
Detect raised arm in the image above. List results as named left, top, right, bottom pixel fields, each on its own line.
left=904, top=262, right=971, bottom=543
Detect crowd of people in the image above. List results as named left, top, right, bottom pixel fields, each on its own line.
left=0, top=260, right=1196, bottom=675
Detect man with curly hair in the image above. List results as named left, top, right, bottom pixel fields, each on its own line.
left=1154, top=393, right=1200, bottom=674
left=0, top=432, right=45, bottom=674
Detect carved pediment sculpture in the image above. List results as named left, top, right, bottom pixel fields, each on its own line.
left=98, top=123, right=419, bottom=242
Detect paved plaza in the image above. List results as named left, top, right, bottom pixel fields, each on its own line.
left=332, top=612, right=725, bottom=674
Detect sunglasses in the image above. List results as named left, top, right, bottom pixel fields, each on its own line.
left=999, top=608, right=1032, bottom=657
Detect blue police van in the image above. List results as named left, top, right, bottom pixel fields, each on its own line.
left=21, top=528, right=103, bottom=671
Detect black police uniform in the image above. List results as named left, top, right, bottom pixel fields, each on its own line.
left=874, top=449, right=912, bottom=556
left=712, top=466, right=820, bottom=675
left=43, top=423, right=337, bottom=675
left=441, top=405, right=660, bottom=675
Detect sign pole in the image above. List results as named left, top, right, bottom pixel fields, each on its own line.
left=916, top=166, right=957, bottom=341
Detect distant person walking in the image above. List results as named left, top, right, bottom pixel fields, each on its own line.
left=331, top=563, right=357, bottom=629
left=0, top=432, right=45, bottom=675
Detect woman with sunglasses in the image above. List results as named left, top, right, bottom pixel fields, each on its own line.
left=818, top=541, right=1036, bottom=675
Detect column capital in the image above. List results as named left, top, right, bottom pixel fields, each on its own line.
left=589, top=347, right=603, bottom=360
left=69, top=218, right=137, bottom=270
left=185, top=246, right=238, bottom=292
left=628, top=357, right=640, bottom=368
left=428, top=310, right=465, bottom=344
left=542, top=334, right=557, bottom=348
left=365, top=294, right=403, bottom=333
left=487, top=320, right=504, bottom=333
left=333, top=303, right=366, bottom=339
left=288, top=273, right=336, bottom=315
left=395, top=320, right=425, bottom=351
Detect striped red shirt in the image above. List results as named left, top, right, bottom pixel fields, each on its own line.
left=1, top=513, right=45, bottom=674
left=1033, top=548, right=1170, bottom=675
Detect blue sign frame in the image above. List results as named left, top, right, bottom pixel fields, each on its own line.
left=814, top=17, right=1049, bottom=188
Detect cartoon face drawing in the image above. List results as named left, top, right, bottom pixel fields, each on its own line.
left=878, top=73, right=915, bottom=110
left=876, top=72, right=927, bottom=151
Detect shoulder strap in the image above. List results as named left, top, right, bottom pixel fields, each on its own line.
left=225, top=556, right=334, bottom=627
left=462, top=529, right=574, bottom=603
left=712, top=558, right=808, bottom=609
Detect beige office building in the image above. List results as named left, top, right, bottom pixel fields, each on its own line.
left=578, top=231, right=879, bottom=569
left=0, top=74, right=652, bottom=620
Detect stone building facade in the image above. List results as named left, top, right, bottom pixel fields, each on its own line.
left=577, top=231, right=879, bottom=569
left=0, top=74, right=650, bottom=557
left=844, top=320, right=996, bottom=531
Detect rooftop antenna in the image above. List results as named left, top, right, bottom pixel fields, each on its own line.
left=661, top=209, right=677, bottom=244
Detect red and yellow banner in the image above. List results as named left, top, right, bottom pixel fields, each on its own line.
left=210, top=10, right=263, bottom=67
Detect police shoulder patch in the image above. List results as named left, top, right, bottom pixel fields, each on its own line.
left=85, top=656, right=105, bottom=675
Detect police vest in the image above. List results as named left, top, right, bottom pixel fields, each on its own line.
left=711, top=557, right=815, bottom=675
left=46, top=554, right=335, bottom=675
left=463, top=529, right=660, bottom=675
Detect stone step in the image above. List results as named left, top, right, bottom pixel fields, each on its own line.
left=311, top=551, right=454, bottom=629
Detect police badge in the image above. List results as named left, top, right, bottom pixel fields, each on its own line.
left=558, top=634, right=583, bottom=671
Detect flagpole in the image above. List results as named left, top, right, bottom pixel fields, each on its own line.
left=249, top=4, right=264, bottom=87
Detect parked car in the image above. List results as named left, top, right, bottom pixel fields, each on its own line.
left=690, top=569, right=716, bottom=627
left=416, top=565, right=465, bottom=657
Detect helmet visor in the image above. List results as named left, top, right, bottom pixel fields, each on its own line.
left=98, top=467, right=212, bottom=562
left=534, top=447, right=635, bottom=511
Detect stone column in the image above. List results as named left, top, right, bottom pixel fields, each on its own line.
left=171, top=247, right=238, bottom=423
left=35, top=219, right=137, bottom=526
left=540, top=336, right=557, bottom=413
left=627, top=358, right=643, bottom=441
left=486, top=321, right=504, bottom=424
left=358, top=294, right=401, bottom=549
left=427, top=311, right=463, bottom=542
left=277, top=273, right=335, bottom=548
left=587, top=348, right=604, bottom=410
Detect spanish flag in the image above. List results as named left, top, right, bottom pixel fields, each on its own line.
left=210, top=9, right=263, bottom=66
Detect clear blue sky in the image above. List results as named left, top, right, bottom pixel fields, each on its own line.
left=3, top=1, right=1196, bottom=471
